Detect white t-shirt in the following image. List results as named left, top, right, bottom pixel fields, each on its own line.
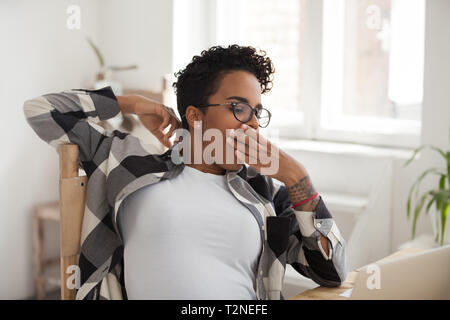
left=117, top=165, right=262, bottom=300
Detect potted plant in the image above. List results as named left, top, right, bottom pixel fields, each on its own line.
left=86, top=36, right=138, bottom=132
left=404, top=129, right=450, bottom=246
left=86, top=36, right=137, bottom=95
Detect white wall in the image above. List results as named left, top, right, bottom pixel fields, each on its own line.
left=172, top=0, right=216, bottom=73
left=96, top=0, right=174, bottom=93
left=390, top=0, right=450, bottom=251
left=0, top=0, right=174, bottom=299
left=0, top=0, right=100, bottom=299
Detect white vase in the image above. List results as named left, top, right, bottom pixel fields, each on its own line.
left=94, top=79, right=122, bottom=96
left=94, top=69, right=123, bottom=95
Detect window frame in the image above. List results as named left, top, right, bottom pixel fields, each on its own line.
left=210, top=0, right=423, bottom=149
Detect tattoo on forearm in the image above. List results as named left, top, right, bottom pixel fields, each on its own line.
left=286, top=175, right=319, bottom=211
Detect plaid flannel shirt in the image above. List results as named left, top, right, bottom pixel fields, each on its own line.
left=23, top=86, right=348, bottom=300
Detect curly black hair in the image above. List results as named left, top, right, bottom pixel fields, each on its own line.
left=172, top=44, right=275, bottom=130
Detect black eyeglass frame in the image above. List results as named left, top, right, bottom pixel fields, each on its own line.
left=196, top=102, right=272, bottom=128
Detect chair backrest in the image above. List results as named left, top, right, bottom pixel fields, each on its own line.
left=58, top=144, right=87, bottom=300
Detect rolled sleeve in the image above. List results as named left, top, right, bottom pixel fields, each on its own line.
left=294, top=195, right=345, bottom=260
left=24, top=86, right=122, bottom=162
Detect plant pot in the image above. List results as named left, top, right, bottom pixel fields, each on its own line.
left=93, top=70, right=122, bottom=95
left=94, top=79, right=123, bottom=96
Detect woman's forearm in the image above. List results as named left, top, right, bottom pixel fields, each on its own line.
left=116, top=95, right=139, bottom=114
left=284, top=169, right=329, bottom=256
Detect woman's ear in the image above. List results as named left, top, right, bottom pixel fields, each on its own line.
left=185, top=105, right=203, bottom=129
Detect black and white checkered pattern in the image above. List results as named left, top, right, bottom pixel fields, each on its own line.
left=23, top=86, right=348, bottom=300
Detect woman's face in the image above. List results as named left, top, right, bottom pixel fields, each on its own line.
left=185, top=70, right=262, bottom=171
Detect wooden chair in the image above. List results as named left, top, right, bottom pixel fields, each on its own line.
left=33, top=85, right=169, bottom=299
left=58, top=144, right=87, bottom=300
left=55, top=87, right=166, bottom=299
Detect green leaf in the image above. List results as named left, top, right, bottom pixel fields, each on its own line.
left=412, top=191, right=432, bottom=239
left=447, top=151, right=450, bottom=187
left=433, top=189, right=450, bottom=199
left=439, top=174, right=446, bottom=190
left=403, top=133, right=450, bottom=244
left=434, top=191, right=450, bottom=244
left=429, top=145, right=448, bottom=162
left=403, top=145, right=448, bottom=168
left=440, top=201, right=450, bottom=246
left=86, top=36, right=105, bottom=68
left=425, top=196, right=436, bottom=215
left=403, top=146, right=426, bottom=168
left=109, top=65, right=138, bottom=71
left=406, top=168, right=445, bottom=219
left=435, top=210, right=440, bottom=243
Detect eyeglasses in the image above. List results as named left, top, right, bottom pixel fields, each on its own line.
left=196, top=102, right=272, bottom=128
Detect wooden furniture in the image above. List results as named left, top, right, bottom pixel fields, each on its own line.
left=32, top=145, right=86, bottom=300
left=289, top=247, right=426, bottom=300
left=58, top=144, right=86, bottom=300
left=32, top=85, right=168, bottom=300
left=32, top=201, right=61, bottom=299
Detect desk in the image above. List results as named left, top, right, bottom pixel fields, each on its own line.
left=289, top=247, right=426, bottom=300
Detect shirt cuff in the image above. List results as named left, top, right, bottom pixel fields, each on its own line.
left=293, top=195, right=335, bottom=260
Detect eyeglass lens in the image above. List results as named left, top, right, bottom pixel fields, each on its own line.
left=233, top=103, right=270, bottom=127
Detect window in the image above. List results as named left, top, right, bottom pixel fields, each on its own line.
left=320, top=0, right=425, bottom=147
left=214, top=0, right=306, bottom=138
left=212, top=0, right=426, bottom=148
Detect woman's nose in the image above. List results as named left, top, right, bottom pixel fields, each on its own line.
left=246, top=111, right=259, bottom=130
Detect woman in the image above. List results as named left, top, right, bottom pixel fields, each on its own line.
left=23, top=44, right=347, bottom=300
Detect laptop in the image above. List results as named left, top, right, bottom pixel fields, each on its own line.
left=349, top=244, right=450, bottom=299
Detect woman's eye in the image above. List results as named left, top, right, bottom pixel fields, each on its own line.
left=229, top=107, right=242, bottom=114
left=234, top=103, right=249, bottom=113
